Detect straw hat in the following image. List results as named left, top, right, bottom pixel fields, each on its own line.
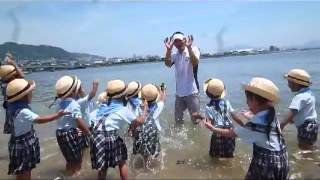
left=203, top=78, right=226, bottom=98
left=6, top=78, right=36, bottom=103
left=141, top=84, right=159, bottom=102
left=76, top=79, right=82, bottom=93
left=55, top=75, right=79, bottom=99
left=127, top=81, right=141, bottom=98
left=284, top=69, right=311, bottom=87
left=97, top=91, right=107, bottom=103
left=242, top=77, right=280, bottom=103
left=0, top=65, right=17, bottom=81
left=106, top=80, right=127, bottom=99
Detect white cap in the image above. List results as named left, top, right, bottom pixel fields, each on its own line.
left=173, top=33, right=185, bottom=41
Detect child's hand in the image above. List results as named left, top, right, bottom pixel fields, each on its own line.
left=6, top=56, right=16, bottom=66
left=57, top=110, right=71, bottom=117
left=203, top=118, right=214, bottom=130
left=76, top=128, right=83, bottom=137
left=192, top=112, right=205, bottom=122
left=92, top=80, right=99, bottom=89
left=240, top=109, right=254, bottom=120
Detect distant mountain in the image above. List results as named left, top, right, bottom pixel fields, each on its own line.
left=0, top=42, right=103, bottom=61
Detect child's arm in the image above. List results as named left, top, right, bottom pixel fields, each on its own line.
left=6, top=56, right=25, bottom=78
left=129, top=100, right=148, bottom=130
left=203, top=118, right=236, bottom=138
left=230, top=112, right=245, bottom=127
left=76, top=117, right=91, bottom=135
left=280, top=110, right=296, bottom=130
left=158, top=86, right=166, bottom=102
left=34, top=110, right=69, bottom=124
left=88, top=80, right=99, bottom=100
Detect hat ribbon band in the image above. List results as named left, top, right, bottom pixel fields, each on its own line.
left=287, top=75, right=310, bottom=84
left=57, top=76, right=76, bottom=98
left=108, top=86, right=127, bottom=97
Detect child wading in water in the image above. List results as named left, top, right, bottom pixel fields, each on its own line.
left=6, top=79, right=68, bottom=180
left=55, top=75, right=90, bottom=176
left=131, top=84, right=165, bottom=167
left=90, top=80, right=146, bottom=180
left=281, top=69, right=318, bottom=150
left=0, top=53, right=25, bottom=134
left=194, top=78, right=236, bottom=158
left=194, top=77, right=289, bottom=180
left=75, top=79, right=99, bottom=148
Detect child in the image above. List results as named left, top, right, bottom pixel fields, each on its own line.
left=194, top=78, right=236, bottom=158
left=194, top=77, right=289, bottom=180
left=75, top=79, right=99, bottom=148
left=90, top=80, right=147, bottom=180
left=0, top=54, right=25, bottom=134
left=132, top=84, right=165, bottom=165
left=6, top=78, right=68, bottom=180
left=127, top=81, right=142, bottom=116
left=281, top=69, right=318, bottom=150
left=55, top=75, right=90, bottom=176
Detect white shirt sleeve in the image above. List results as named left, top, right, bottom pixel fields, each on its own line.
left=118, top=107, right=138, bottom=124
left=77, top=95, right=89, bottom=106
left=20, top=109, right=39, bottom=123
left=289, top=95, right=303, bottom=112
left=153, top=101, right=164, bottom=119
left=72, top=103, right=82, bottom=119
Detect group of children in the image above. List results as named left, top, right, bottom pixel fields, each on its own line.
left=193, top=68, right=317, bottom=180
left=0, top=55, right=318, bottom=180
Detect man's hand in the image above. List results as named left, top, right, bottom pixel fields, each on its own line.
left=164, top=37, right=174, bottom=51
left=185, top=35, right=193, bottom=48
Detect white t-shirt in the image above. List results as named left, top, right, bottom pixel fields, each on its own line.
left=77, top=95, right=92, bottom=127
left=57, top=98, right=82, bottom=130
left=171, top=46, right=200, bottom=97
left=13, top=108, right=39, bottom=136
left=289, top=88, right=317, bottom=127
left=95, top=107, right=137, bottom=131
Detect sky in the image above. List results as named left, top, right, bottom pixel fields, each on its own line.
left=0, top=1, right=319, bottom=58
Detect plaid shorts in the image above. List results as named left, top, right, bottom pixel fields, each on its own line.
left=245, top=144, right=289, bottom=180
left=56, top=128, right=83, bottom=162
left=132, top=122, right=161, bottom=157
left=297, top=120, right=318, bottom=146
left=81, top=134, right=90, bottom=149
left=8, top=130, right=40, bottom=175
left=209, top=133, right=235, bottom=158
left=90, top=130, right=127, bottom=170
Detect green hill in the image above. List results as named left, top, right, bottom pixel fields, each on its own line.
left=0, top=42, right=102, bottom=61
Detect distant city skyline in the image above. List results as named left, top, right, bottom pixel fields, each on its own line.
left=0, top=1, right=319, bottom=58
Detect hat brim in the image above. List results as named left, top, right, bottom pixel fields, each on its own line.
left=242, top=83, right=279, bottom=103
left=7, top=80, right=36, bottom=103
left=127, top=82, right=141, bottom=98
left=58, top=76, right=79, bottom=99
left=139, top=88, right=160, bottom=102
left=1, top=69, right=17, bottom=81
left=203, top=80, right=226, bottom=98
left=284, top=74, right=311, bottom=87
left=76, top=79, right=82, bottom=93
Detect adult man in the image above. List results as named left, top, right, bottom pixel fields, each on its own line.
left=164, top=31, right=200, bottom=124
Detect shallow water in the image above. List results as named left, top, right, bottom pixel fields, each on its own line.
left=0, top=50, right=320, bottom=179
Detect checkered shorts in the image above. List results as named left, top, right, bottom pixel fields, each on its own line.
left=90, top=130, right=127, bottom=170
left=132, top=122, right=161, bottom=157
left=81, top=134, right=90, bottom=149
left=245, top=144, right=289, bottom=180
left=297, top=120, right=318, bottom=146
left=209, top=133, right=235, bottom=158
left=56, top=128, right=83, bottom=162
left=8, top=130, right=40, bottom=175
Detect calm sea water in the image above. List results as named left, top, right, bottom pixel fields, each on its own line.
left=0, top=50, right=319, bottom=179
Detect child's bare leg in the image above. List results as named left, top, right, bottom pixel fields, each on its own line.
left=98, top=169, right=107, bottom=180
left=299, top=142, right=313, bottom=150
left=118, top=161, right=129, bottom=180
left=16, top=170, right=31, bottom=180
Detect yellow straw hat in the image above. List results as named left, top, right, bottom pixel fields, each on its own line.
left=284, top=68, right=311, bottom=87
left=0, top=65, right=17, bottom=81
left=141, top=84, right=159, bottom=102
left=242, top=77, right=280, bottom=103
left=106, top=80, right=127, bottom=99
left=97, top=91, right=107, bottom=103
left=127, top=81, right=141, bottom=98
left=76, top=79, right=82, bottom=93
left=55, top=75, right=79, bottom=99
left=203, top=78, right=226, bottom=98
left=6, top=78, right=36, bottom=103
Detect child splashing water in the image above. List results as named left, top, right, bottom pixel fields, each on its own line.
left=194, top=77, right=289, bottom=180
left=193, top=78, right=236, bottom=158
left=90, top=80, right=147, bottom=180
left=6, top=79, right=68, bottom=180
left=131, top=84, right=165, bottom=169
left=55, top=75, right=90, bottom=176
